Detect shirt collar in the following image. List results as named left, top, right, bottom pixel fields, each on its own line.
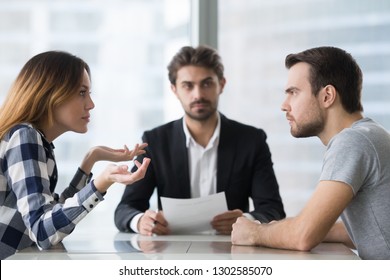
left=25, top=123, right=55, bottom=149
left=183, top=112, right=221, bottom=148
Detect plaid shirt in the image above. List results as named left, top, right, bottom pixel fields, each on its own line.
left=0, top=124, right=104, bottom=259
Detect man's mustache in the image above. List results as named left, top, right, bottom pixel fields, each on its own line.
left=190, top=99, right=210, bottom=107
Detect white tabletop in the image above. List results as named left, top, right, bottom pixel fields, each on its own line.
left=7, top=226, right=360, bottom=260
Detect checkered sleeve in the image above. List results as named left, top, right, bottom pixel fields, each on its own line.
left=6, top=127, right=104, bottom=249
left=59, top=168, right=93, bottom=203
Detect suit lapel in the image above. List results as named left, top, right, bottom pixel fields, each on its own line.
left=217, top=115, right=236, bottom=192
left=172, top=119, right=191, bottom=198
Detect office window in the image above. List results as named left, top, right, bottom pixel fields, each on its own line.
left=219, top=0, right=390, bottom=215
left=0, top=0, right=191, bottom=224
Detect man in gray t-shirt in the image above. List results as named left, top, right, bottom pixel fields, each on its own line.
left=231, top=46, right=390, bottom=260
left=321, top=118, right=390, bottom=259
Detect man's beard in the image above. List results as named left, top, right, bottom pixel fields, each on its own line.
left=185, top=100, right=217, bottom=121
left=291, top=117, right=324, bottom=138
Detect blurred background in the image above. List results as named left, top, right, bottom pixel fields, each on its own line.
left=0, top=0, right=389, bottom=232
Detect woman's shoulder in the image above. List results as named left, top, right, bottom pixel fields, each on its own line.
left=4, top=123, right=40, bottom=143
left=8, top=122, right=34, bottom=134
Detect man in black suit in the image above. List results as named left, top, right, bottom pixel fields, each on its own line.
left=115, top=45, right=285, bottom=236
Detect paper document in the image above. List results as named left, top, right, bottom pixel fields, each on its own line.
left=160, top=192, right=228, bottom=234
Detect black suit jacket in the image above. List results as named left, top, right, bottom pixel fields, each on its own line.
left=115, top=114, right=285, bottom=232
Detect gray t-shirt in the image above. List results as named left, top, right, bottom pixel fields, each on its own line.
left=320, top=118, right=390, bottom=259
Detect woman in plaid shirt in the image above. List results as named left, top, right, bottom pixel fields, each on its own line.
left=0, top=51, right=150, bottom=259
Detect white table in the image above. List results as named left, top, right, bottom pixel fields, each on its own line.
left=7, top=227, right=359, bottom=260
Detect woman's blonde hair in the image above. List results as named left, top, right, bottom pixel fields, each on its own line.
left=0, top=51, right=90, bottom=139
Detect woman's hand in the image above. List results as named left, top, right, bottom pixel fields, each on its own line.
left=80, top=143, right=148, bottom=174
left=93, top=157, right=151, bottom=193
left=89, top=143, right=148, bottom=162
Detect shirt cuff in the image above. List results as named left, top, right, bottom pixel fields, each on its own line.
left=130, top=213, right=144, bottom=233
left=79, top=180, right=104, bottom=213
left=243, top=212, right=258, bottom=222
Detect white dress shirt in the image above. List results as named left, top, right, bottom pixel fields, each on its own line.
left=183, top=113, right=254, bottom=221
left=183, top=113, right=220, bottom=198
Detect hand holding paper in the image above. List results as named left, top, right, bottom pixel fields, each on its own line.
left=160, top=192, right=228, bottom=234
